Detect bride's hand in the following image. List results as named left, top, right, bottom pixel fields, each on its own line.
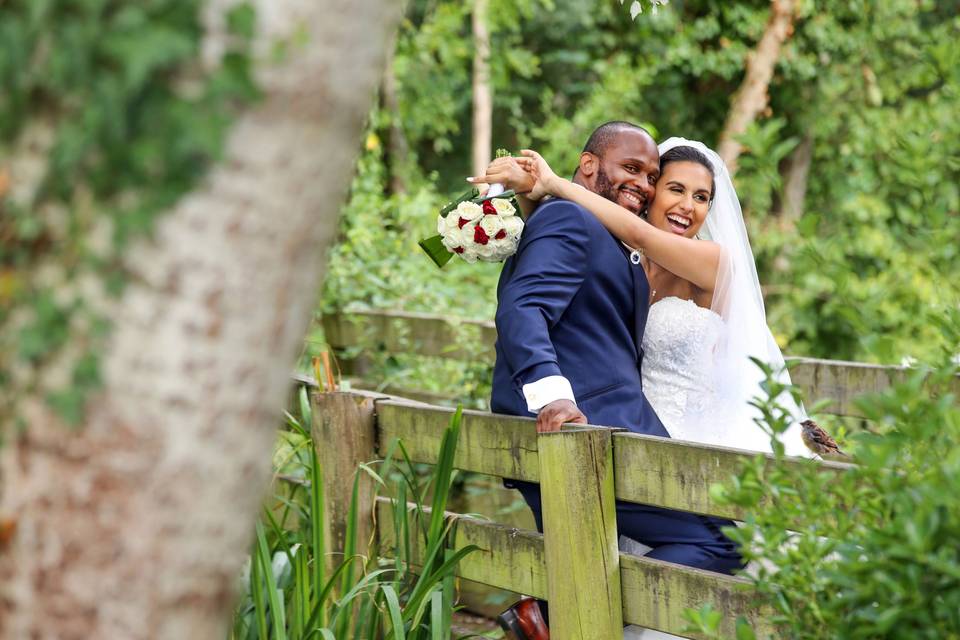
left=516, top=150, right=564, bottom=198
left=467, top=156, right=536, bottom=197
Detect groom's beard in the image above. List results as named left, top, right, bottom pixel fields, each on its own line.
left=595, top=166, right=645, bottom=215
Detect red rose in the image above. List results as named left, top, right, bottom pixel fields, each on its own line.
left=482, top=200, right=497, bottom=215
left=494, top=229, right=506, bottom=240
left=474, top=224, right=490, bottom=245
left=453, top=246, right=465, bottom=254
left=458, top=217, right=470, bottom=229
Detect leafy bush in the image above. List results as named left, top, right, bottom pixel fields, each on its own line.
left=708, top=320, right=960, bottom=638
left=229, top=388, right=479, bottom=639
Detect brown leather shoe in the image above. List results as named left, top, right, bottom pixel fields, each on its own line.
left=496, top=597, right=549, bottom=640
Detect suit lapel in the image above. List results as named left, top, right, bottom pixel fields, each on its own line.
left=620, top=244, right=649, bottom=364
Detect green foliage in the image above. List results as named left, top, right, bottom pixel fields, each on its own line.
left=229, top=388, right=478, bottom=639
left=321, top=0, right=960, bottom=385
left=709, top=330, right=960, bottom=638
left=0, top=1, right=257, bottom=423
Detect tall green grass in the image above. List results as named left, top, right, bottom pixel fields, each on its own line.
left=228, top=387, right=479, bottom=639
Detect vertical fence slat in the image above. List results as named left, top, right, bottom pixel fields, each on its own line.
left=312, top=391, right=378, bottom=573
left=538, top=427, right=624, bottom=639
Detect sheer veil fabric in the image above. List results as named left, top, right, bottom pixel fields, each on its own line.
left=656, top=137, right=808, bottom=457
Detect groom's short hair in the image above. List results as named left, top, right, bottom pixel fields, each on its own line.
left=582, top=121, right=653, bottom=158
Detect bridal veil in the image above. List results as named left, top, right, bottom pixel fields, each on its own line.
left=656, top=137, right=808, bottom=457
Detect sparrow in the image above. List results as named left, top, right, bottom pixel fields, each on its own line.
left=801, top=419, right=848, bottom=460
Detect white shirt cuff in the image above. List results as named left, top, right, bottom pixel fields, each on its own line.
left=522, top=376, right=576, bottom=414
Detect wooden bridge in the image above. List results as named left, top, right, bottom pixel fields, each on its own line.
left=304, top=310, right=925, bottom=639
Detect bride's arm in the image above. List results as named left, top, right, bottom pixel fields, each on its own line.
left=521, top=151, right=721, bottom=291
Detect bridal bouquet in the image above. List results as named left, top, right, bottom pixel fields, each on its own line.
left=418, top=154, right=523, bottom=268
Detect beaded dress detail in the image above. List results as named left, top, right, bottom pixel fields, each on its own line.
left=641, top=296, right=726, bottom=444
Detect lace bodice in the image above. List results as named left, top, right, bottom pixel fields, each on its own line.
left=641, top=296, right=725, bottom=441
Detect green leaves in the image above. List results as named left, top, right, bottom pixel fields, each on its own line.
left=1, top=0, right=259, bottom=426
left=230, top=392, right=475, bottom=639
left=708, top=356, right=960, bottom=638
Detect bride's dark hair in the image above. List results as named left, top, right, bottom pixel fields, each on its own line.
left=659, top=145, right=716, bottom=202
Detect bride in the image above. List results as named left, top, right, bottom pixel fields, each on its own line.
left=485, top=137, right=810, bottom=457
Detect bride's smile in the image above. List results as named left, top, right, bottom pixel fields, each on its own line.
left=646, top=161, right=714, bottom=238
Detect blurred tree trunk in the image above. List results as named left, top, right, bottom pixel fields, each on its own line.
left=0, top=0, right=403, bottom=638
left=471, top=0, right=492, bottom=178
left=775, top=133, right=813, bottom=220
left=382, top=33, right=409, bottom=195
left=717, top=0, right=798, bottom=175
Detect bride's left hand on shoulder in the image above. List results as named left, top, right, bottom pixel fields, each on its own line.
left=468, top=156, right=536, bottom=196
left=516, top=150, right=563, bottom=199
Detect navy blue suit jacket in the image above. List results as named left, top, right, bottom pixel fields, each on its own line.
left=490, top=198, right=667, bottom=436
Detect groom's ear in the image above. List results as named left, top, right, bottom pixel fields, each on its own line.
left=578, top=152, right=598, bottom=179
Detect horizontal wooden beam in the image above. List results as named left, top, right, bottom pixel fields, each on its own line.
left=320, top=311, right=957, bottom=416
left=374, top=398, right=853, bottom=523
left=376, top=498, right=775, bottom=638
left=375, top=399, right=541, bottom=483
left=322, top=310, right=496, bottom=362
left=612, top=431, right=853, bottom=522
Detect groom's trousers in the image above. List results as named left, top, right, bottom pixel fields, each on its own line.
left=514, top=480, right=744, bottom=571
left=513, top=481, right=743, bottom=627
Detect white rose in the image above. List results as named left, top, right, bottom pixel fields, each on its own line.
left=502, top=216, right=524, bottom=239
left=456, top=201, right=483, bottom=223
left=480, top=215, right=504, bottom=239
left=441, top=225, right=467, bottom=250
left=437, top=214, right=447, bottom=235
left=460, top=247, right=479, bottom=263
left=492, top=198, right=516, bottom=217
left=443, top=213, right=461, bottom=233
left=475, top=241, right=498, bottom=259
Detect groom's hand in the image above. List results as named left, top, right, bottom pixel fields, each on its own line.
left=536, top=400, right=588, bottom=433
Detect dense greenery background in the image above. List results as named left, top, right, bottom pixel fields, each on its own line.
left=320, top=0, right=960, bottom=386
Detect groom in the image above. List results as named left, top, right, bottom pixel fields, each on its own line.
left=488, top=121, right=742, bottom=629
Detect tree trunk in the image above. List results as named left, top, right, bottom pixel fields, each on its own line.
left=471, top=0, right=493, bottom=178
left=382, top=33, right=409, bottom=195
left=716, top=0, right=797, bottom=174
left=775, top=133, right=813, bottom=220
left=0, top=1, right=403, bottom=638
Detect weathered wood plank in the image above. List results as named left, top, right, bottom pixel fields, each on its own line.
left=786, top=356, right=926, bottom=417
left=375, top=400, right=854, bottom=522
left=322, top=310, right=496, bottom=362
left=539, top=428, right=624, bottom=638
left=311, top=392, right=378, bottom=574
left=375, top=400, right=541, bottom=482
left=620, top=554, right=776, bottom=638
left=613, top=431, right=853, bottom=522
left=376, top=498, right=773, bottom=639
left=319, top=312, right=958, bottom=416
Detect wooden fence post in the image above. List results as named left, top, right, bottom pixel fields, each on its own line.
left=311, top=391, right=378, bottom=573
left=538, top=427, right=624, bottom=639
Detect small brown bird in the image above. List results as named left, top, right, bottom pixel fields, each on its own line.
left=801, top=419, right=848, bottom=460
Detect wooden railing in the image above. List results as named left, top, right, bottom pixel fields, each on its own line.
left=309, top=389, right=850, bottom=639
left=310, top=310, right=953, bottom=638
left=321, top=309, right=932, bottom=417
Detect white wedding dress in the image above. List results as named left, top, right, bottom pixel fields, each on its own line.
left=621, top=296, right=727, bottom=640
left=640, top=296, right=727, bottom=443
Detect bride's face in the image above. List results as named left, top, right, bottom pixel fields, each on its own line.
left=646, top=161, right=713, bottom=238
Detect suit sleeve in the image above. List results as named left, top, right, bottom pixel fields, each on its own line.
left=496, top=202, right=590, bottom=394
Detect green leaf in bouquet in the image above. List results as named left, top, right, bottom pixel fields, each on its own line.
left=473, top=189, right=517, bottom=202
left=439, top=188, right=479, bottom=217
left=418, top=235, right=454, bottom=269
